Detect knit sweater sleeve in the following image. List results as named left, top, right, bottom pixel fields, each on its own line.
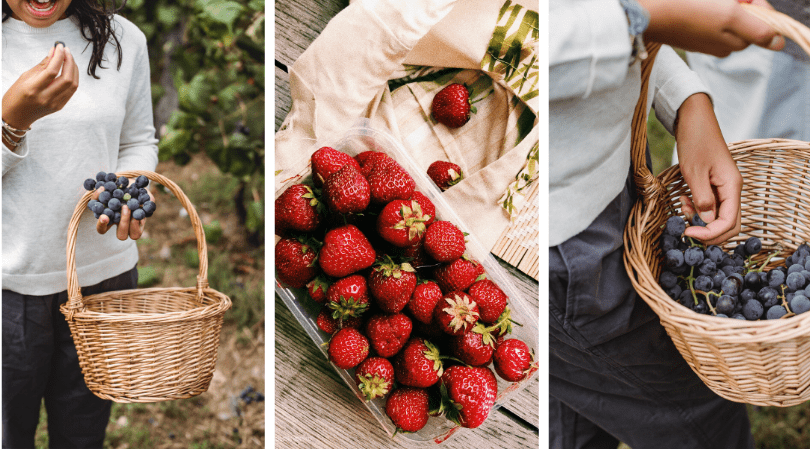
left=2, top=139, right=30, bottom=176
left=115, top=18, right=159, bottom=174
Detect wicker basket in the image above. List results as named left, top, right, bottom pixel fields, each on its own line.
left=62, top=171, right=232, bottom=403
left=623, top=6, right=810, bottom=407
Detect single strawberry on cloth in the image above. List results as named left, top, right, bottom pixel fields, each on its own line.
left=276, top=0, right=539, bottom=252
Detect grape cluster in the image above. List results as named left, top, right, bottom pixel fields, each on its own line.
left=659, top=216, right=810, bottom=320
left=83, top=172, right=157, bottom=223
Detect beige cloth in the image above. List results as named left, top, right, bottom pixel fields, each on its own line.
left=276, top=0, right=539, bottom=251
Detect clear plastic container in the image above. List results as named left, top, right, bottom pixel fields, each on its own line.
left=274, top=120, right=539, bottom=444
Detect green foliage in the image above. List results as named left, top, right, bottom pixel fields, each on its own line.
left=137, top=265, right=162, bottom=287
left=204, top=220, right=223, bottom=244
left=647, top=110, right=676, bottom=177
left=121, top=0, right=265, bottom=237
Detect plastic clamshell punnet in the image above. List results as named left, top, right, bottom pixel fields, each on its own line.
left=275, top=119, right=539, bottom=444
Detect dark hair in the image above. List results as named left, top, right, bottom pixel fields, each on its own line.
left=2, top=0, right=127, bottom=79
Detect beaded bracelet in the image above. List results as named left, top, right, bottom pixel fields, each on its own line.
left=2, top=120, right=30, bottom=148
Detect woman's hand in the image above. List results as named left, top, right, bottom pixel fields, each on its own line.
left=91, top=185, right=153, bottom=241
left=638, top=0, right=785, bottom=57
left=675, top=93, right=743, bottom=245
left=1, top=43, right=79, bottom=130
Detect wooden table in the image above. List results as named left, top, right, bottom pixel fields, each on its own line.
left=275, top=1, right=539, bottom=447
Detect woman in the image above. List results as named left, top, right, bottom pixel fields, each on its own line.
left=2, top=0, right=158, bottom=447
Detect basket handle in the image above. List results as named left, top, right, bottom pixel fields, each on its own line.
left=65, top=171, right=209, bottom=311
left=630, top=4, right=810, bottom=199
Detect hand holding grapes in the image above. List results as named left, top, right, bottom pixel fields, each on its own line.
left=83, top=174, right=157, bottom=241
left=2, top=43, right=79, bottom=131
left=675, top=93, right=743, bottom=246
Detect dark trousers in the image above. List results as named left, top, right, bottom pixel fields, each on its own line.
left=2, top=267, right=138, bottom=449
left=549, top=169, right=754, bottom=449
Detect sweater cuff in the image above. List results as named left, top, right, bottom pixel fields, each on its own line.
left=2, top=139, right=30, bottom=176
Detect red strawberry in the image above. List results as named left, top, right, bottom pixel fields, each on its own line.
left=450, top=323, right=496, bottom=366
left=323, top=165, right=370, bottom=214
left=355, top=150, right=392, bottom=177
left=385, top=387, right=430, bottom=433
left=328, top=327, right=369, bottom=370
left=355, top=357, right=395, bottom=401
left=368, top=257, right=417, bottom=313
left=275, top=184, right=322, bottom=234
left=408, top=191, right=436, bottom=226
left=365, top=313, right=413, bottom=358
left=311, top=146, right=360, bottom=187
left=318, top=225, right=376, bottom=278
left=376, top=199, right=431, bottom=247
left=316, top=306, right=363, bottom=335
left=439, top=366, right=498, bottom=428
left=306, top=275, right=330, bottom=303
left=366, top=157, right=415, bottom=205
left=431, top=83, right=473, bottom=128
left=433, top=257, right=485, bottom=293
left=407, top=280, right=444, bottom=324
left=423, top=221, right=466, bottom=263
left=394, top=338, right=444, bottom=388
left=467, top=279, right=507, bottom=324
left=275, top=237, right=319, bottom=288
left=399, top=239, right=434, bottom=269
left=427, top=161, right=464, bottom=191
left=433, top=291, right=480, bottom=336
left=493, top=338, right=536, bottom=382
left=326, top=274, right=370, bottom=321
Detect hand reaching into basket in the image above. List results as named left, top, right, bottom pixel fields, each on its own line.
left=638, top=0, right=785, bottom=57
left=674, top=93, right=743, bottom=246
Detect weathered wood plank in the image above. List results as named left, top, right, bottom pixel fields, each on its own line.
left=275, top=66, right=291, bottom=132
left=275, top=294, right=539, bottom=449
left=274, top=0, right=348, bottom=68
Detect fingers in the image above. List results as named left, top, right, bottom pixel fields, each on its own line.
left=35, top=43, right=66, bottom=89
left=735, top=4, right=785, bottom=50
left=43, top=46, right=79, bottom=104
left=96, top=214, right=113, bottom=235
left=116, top=206, right=146, bottom=241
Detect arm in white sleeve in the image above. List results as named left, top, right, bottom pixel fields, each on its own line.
left=649, top=45, right=711, bottom=135
left=2, top=140, right=30, bottom=176
left=550, top=0, right=634, bottom=101
left=115, top=29, right=159, bottom=174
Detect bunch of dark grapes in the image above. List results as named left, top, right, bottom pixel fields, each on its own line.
left=659, top=215, right=810, bottom=320
left=82, top=172, right=157, bottom=223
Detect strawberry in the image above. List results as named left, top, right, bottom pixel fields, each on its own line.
left=311, top=146, right=360, bottom=187
left=433, top=291, right=480, bottom=336
left=275, top=184, right=321, bottom=234
left=450, top=323, right=496, bottom=366
left=365, top=313, right=413, bottom=358
left=439, top=365, right=498, bottom=428
left=467, top=279, right=507, bottom=325
left=355, top=357, right=395, bottom=401
left=328, top=327, right=369, bottom=370
left=355, top=150, right=392, bottom=177
left=376, top=199, right=431, bottom=247
left=407, top=280, right=444, bottom=324
left=385, top=387, right=430, bottom=433
left=326, top=274, right=370, bottom=321
left=368, top=257, right=417, bottom=313
left=365, top=157, right=415, bottom=205
left=408, top=191, right=436, bottom=226
left=433, top=256, right=485, bottom=293
left=393, top=338, right=444, bottom=388
left=306, top=275, right=330, bottom=303
left=423, top=221, right=466, bottom=263
left=323, top=165, right=370, bottom=214
left=316, top=306, right=363, bottom=335
left=493, top=338, right=536, bottom=382
left=427, top=161, right=464, bottom=191
left=275, top=237, right=319, bottom=288
left=431, top=83, right=474, bottom=129
left=318, top=225, right=376, bottom=278
left=399, top=239, right=435, bottom=270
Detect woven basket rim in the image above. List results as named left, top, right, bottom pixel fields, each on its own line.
left=626, top=139, right=810, bottom=344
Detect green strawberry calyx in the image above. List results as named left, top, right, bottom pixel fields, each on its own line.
left=357, top=373, right=391, bottom=401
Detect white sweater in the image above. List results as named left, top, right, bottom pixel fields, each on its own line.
left=550, top=0, right=709, bottom=246
left=2, top=15, right=159, bottom=295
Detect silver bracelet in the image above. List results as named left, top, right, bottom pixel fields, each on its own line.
left=2, top=128, right=26, bottom=148
left=2, top=119, right=31, bottom=138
